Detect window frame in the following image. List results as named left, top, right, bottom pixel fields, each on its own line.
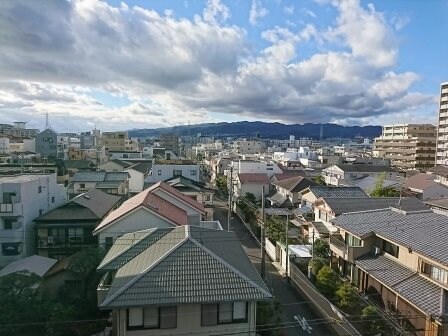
left=201, top=302, right=248, bottom=326
left=127, top=306, right=177, bottom=331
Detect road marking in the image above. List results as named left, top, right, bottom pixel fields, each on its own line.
left=294, top=315, right=313, bottom=334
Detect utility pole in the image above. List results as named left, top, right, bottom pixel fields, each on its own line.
left=285, top=213, right=289, bottom=281
left=227, top=166, right=233, bottom=231
left=260, top=185, right=266, bottom=280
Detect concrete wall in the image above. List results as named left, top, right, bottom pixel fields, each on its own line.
left=125, top=169, right=145, bottom=193
left=148, top=164, right=200, bottom=183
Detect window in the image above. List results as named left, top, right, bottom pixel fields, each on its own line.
left=105, top=237, right=113, bottom=250
left=382, top=240, right=399, bottom=258
left=79, top=183, right=86, bottom=189
left=38, top=186, right=42, bottom=193
left=127, top=307, right=177, bottom=330
left=190, top=170, right=197, bottom=176
left=158, top=170, right=162, bottom=176
left=51, top=197, right=55, bottom=203
left=173, top=169, right=182, bottom=177
left=205, top=194, right=211, bottom=201
left=68, top=228, right=84, bottom=243
left=421, top=261, right=448, bottom=285
left=3, top=218, right=16, bottom=230
left=39, top=209, right=43, bottom=216
left=2, top=242, right=23, bottom=256
left=201, top=302, right=248, bottom=326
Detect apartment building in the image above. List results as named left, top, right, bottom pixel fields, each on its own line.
left=160, top=133, right=180, bottom=156
left=437, top=82, right=448, bottom=165
left=374, top=124, right=436, bottom=170
left=0, top=174, right=65, bottom=267
left=232, top=139, right=265, bottom=155
left=330, top=208, right=448, bottom=336
left=101, top=132, right=138, bottom=152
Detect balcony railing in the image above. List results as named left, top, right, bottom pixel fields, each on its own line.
left=329, top=235, right=370, bottom=262
left=38, top=237, right=96, bottom=249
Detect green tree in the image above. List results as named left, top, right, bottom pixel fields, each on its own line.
left=245, top=192, right=257, bottom=204
left=370, top=172, right=400, bottom=197
left=309, top=258, right=325, bottom=278
left=316, top=265, right=340, bottom=297
left=215, top=175, right=228, bottom=194
left=265, top=215, right=288, bottom=244
left=335, top=282, right=361, bottom=314
left=257, top=300, right=283, bottom=336
left=313, top=239, right=330, bottom=259
left=361, top=305, right=385, bottom=334
left=314, top=175, right=326, bottom=185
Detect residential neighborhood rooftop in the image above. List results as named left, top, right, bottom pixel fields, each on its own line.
left=303, top=186, right=369, bottom=198
left=238, top=173, right=270, bottom=184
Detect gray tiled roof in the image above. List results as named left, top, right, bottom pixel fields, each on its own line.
left=35, top=189, right=121, bottom=222
left=272, top=176, right=317, bottom=192
left=335, top=164, right=397, bottom=173
left=333, top=208, right=448, bottom=266
left=99, top=226, right=271, bottom=308
left=104, top=172, right=130, bottom=181
left=322, top=197, right=427, bottom=215
left=306, top=186, right=369, bottom=199
left=98, top=229, right=170, bottom=271
left=71, top=171, right=107, bottom=182
left=356, top=254, right=442, bottom=317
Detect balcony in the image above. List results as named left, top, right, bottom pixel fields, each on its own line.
left=38, top=236, right=96, bottom=249
left=329, top=235, right=370, bottom=262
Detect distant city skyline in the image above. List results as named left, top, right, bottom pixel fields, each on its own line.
left=0, top=0, right=447, bottom=132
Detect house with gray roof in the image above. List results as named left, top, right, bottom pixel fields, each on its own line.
left=329, top=208, right=448, bottom=335
left=68, top=170, right=130, bottom=198
left=97, top=226, right=271, bottom=336
left=322, top=163, right=400, bottom=187
left=35, top=189, right=122, bottom=259
left=299, top=186, right=369, bottom=206
left=268, top=176, right=317, bottom=207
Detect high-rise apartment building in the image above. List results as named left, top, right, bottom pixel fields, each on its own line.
left=373, top=124, right=436, bottom=170
left=436, top=82, right=448, bottom=165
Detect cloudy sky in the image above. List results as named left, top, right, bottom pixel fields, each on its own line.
left=0, top=0, right=446, bottom=132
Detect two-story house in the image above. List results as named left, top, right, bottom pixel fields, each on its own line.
left=147, top=159, right=200, bottom=183
left=100, top=160, right=152, bottom=194
left=164, top=176, right=215, bottom=220
left=68, top=171, right=130, bottom=198
left=330, top=208, right=448, bottom=336
left=93, top=181, right=221, bottom=249
left=236, top=173, right=270, bottom=201
left=322, top=164, right=400, bottom=187
left=0, top=174, right=65, bottom=267
left=268, top=176, right=317, bottom=208
left=403, top=173, right=448, bottom=200
left=35, top=189, right=122, bottom=260
left=97, top=226, right=271, bottom=336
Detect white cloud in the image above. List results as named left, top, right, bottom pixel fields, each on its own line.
left=303, top=8, right=316, bottom=18
left=0, top=0, right=434, bottom=131
left=283, top=5, right=295, bottom=15
left=249, top=0, right=269, bottom=25
left=203, top=0, right=230, bottom=24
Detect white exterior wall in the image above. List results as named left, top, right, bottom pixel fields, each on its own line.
left=124, top=169, right=145, bottom=193
left=0, top=137, right=10, bottom=154
left=114, top=302, right=256, bottom=336
left=0, top=174, right=65, bottom=267
left=238, top=182, right=270, bottom=201
left=97, top=207, right=174, bottom=246
left=235, top=161, right=282, bottom=177
left=148, top=164, right=200, bottom=183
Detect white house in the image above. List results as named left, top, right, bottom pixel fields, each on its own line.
left=322, top=164, right=400, bottom=187
left=0, top=174, right=65, bottom=267
left=147, top=160, right=200, bottom=183
left=236, top=173, right=270, bottom=201
left=93, top=181, right=221, bottom=248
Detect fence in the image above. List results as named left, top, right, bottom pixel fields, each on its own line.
left=289, top=263, right=362, bottom=336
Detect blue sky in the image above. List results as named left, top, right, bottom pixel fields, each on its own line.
left=0, top=0, right=446, bottom=131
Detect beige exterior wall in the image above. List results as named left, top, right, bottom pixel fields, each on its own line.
left=437, top=82, right=448, bottom=165
left=374, top=124, right=436, bottom=169
left=113, top=302, right=256, bottom=336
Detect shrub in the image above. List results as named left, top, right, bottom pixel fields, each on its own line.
left=316, top=265, right=340, bottom=297
left=335, top=282, right=361, bottom=314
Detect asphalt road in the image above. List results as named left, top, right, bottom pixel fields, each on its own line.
left=213, top=200, right=333, bottom=336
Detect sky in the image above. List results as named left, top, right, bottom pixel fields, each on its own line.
left=0, top=0, right=447, bottom=132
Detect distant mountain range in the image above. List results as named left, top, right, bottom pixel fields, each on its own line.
left=128, top=121, right=382, bottom=139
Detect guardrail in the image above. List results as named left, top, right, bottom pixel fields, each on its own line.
left=289, top=263, right=362, bottom=336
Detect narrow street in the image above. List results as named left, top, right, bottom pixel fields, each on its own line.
left=214, top=200, right=332, bottom=336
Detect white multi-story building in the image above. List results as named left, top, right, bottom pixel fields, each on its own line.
left=232, top=139, right=265, bottom=155
left=0, top=174, right=65, bottom=267
left=436, top=82, right=448, bottom=165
